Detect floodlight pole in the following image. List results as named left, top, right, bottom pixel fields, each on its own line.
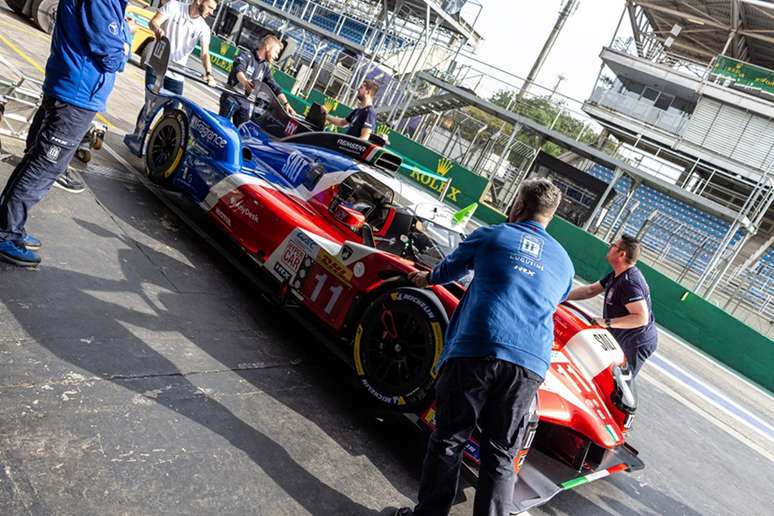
left=518, top=0, right=579, bottom=98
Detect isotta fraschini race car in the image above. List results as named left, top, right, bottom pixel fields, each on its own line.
left=124, top=41, right=644, bottom=513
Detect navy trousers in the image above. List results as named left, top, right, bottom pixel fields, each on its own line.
left=623, top=337, right=657, bottom=377
left=0, top=96, right=96, bottom=244
left=414, top=357, right=542, bottom=516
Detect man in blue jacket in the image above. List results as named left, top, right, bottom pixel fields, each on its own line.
left=394, top=179, right=575, bottom=516
left=0, top=0, right=130, bottom=267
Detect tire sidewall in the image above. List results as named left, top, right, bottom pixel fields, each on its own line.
left=354, top=287, right=446, bottom=410
left=146, top=110, right=187, bottom=187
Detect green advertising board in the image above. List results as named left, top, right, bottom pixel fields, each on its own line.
left=713, top=55, right=774, bottom=95
left=193, top=35, right=238, bottom=73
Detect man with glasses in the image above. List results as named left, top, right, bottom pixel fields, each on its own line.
left=567, top=234, right=657, bottom=377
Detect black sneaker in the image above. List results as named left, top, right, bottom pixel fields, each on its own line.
left=53, top=168, right=86, bottom=193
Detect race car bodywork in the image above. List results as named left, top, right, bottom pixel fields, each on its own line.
left=124, top=49, right=643, bottom=513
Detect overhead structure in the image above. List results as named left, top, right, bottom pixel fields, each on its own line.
left=584, top=0, right=774, bottom=299
left=626, top=0, right=774, bottom=67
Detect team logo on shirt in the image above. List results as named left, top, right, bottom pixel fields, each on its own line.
left=109, top=21, right=119, bottom=35
left=520, top=234, right=543, bottom=259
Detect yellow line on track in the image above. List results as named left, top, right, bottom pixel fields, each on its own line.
left=0, top=32, right=114, bottom=128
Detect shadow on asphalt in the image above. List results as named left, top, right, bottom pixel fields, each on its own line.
left=1, top=164, right=451, bottom=513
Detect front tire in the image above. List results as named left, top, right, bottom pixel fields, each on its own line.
left=145, top=110, right=187, bottom=188
left=353, top=287, right=446, bottom=411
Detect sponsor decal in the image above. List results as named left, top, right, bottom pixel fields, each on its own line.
left=294, top=231, right=316, bottom=252
left=284, top=119, right=299, bottom=136
left=214, top=207, right=231, bottom=227
left=227, top=196, right=260, bottom=224
left=520, top=234, right=544, bottom=259
left=281, top=152, right=312, bottom=184
left=153, top=39, right=167, bottom=58
left=337, top=138, right=367, bottom=154
left=280, top=242, right=306, bottom=273
left=273, top=262, right=292, bottom=282
left=340, top=245, right=353, bottom=261
left=317, top=249, right=352, bottom=283
left=396, top=292, right=435, bottom=320
left=191, top=116, right=227, bottom=149
left=353, top=261, right=365, bottom=278
left=50, top=136, right=69, bottom=146
left=510, top=253, right=545, bottom=271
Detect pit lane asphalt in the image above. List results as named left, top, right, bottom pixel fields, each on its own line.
left=0, top=6, right=772, bottom=515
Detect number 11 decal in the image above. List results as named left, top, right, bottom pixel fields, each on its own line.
left=310, top=273, right=343, bottom=314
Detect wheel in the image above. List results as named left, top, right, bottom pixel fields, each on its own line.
left=353, top=287, right=447, bottom=411
left=145, top=110, right=187, bottom=188
left=92, top=133, right=103, bottom=150
left=32, top=0, right=57, bottom=33
left=6, top=0, right=27, bottom=16
left=75, top=148, right=91, bottom=163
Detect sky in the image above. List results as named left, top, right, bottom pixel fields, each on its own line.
left=464, top=0, right=630, bottom=102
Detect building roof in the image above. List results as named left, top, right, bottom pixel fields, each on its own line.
left=631, top=0, right=774, bottom=69
left=417, top=70, right=743, bottom=224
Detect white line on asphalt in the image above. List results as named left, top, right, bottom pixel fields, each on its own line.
left=103, top=141, right=137, bottom=175
left=640, top=370, right=774, bottom=462
left=650, top=352, right=774, bottom=443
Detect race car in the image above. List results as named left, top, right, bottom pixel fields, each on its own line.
left=124, top=45, right=644, bottom=513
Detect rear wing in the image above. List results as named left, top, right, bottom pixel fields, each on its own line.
left=282, top=131, right=403, bottom=174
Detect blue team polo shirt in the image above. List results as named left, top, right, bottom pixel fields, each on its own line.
left=430, top=220, right=575, bottom=379
left=345, top=105, right=376, bottom=138
left=600, top=266, right=658, bottom=353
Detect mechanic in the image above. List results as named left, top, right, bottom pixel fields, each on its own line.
left=325, top=80, right=378, bottom=140
left=129, top=0, right=217, bottom=137
left=146, top=0, right=217, bottom=93
left=218, top=34, right=297, bottom=127
left=54, top=17, right=138, bottom=195
left=0, top=0, right=131, bottom=267
left=394, top=179, right=574, bottom=516
left=567, top=235, right=657, bottom=377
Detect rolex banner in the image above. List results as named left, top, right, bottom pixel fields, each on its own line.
left=713, top=55, right=774, bottom=96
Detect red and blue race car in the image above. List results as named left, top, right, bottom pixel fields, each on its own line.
left=124, top=45, right=643, bottom=513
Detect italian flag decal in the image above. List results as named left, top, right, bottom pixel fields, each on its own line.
left=561, top=463, right=628, bottom=490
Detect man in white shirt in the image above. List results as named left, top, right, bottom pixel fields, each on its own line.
left=146, top=0, right=218, bottom=94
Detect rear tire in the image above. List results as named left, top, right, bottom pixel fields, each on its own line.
left=32, top=0, right=57, bottom=33
left=353, top=287, right=446, bottom=411
left=145, top=110, right=187, bottom=188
